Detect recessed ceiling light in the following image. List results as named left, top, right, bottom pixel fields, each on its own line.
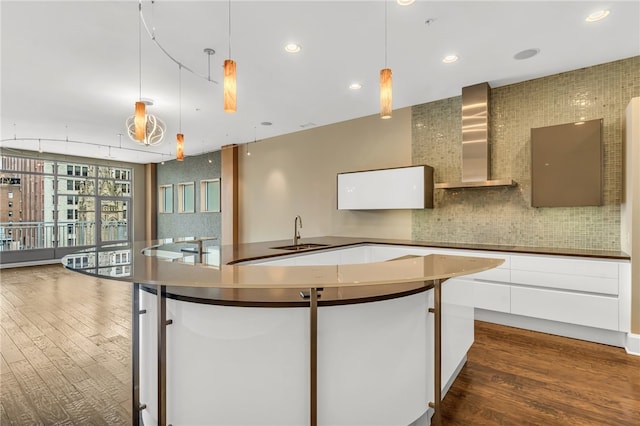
left=349, top=83, right=362, bottom=90
left=442, top=54, right=459, bottom=64
left=397, top=0, right=415, bottom=5
left=513, top=48, right=540, bottom=60
left=586, top=10, right=610, bottom=22
left=284, top=43, right=301, bottom=53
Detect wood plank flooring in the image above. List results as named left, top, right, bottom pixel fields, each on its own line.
left=1, top=264, right=131, bottom=425
left=1, top=264, right=639, bottom=425
left=442, top=321, right=640, bottom=426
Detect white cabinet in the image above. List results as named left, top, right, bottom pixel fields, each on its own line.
left=467, top=252, right=629, bottom=334
left=442, top=278, right=474, bottom=390
left=474, top=281, right=510, bottom=313
left=510, top=255, right=619, bottom=295
left=510, top=286, right=619, bottom=330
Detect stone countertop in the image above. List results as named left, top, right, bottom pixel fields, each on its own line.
left=64, top=237, right=503, bottom=290
left=222, top=236, right=630, bottom=264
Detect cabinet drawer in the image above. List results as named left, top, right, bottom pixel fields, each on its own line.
left=511, top=287, right=618, bottom=331
left=510, top=270, right=618, bottom=295
left=510, top=255, right=619, bottom=278
left=468, top=267, right=510, bottom=283
left=474, top=281, right=510, bottom=313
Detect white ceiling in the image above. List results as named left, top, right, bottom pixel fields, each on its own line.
left=1, top=1, right=639, bottom=164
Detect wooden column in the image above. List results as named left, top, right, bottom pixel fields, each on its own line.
left=625, top=98, right=640, bottom=335
left=144, top=163, right=157, bottom=242
left=221, top=144, right=239, bottom=246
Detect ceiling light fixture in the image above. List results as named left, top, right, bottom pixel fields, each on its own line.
left=380, top=0, right=392, bottom=119
left=125, top=115, right=166, bottom=146
left=513, top=48, right=540, bottom=60
left=134, top=1, right=146, bottom=140
left=397, top=0, right=415, bottom=5
left=247, top=126, right=256, bottom=156
left=586, top=10, right=610, bottom=22
left=204, top=48, right=216, bottom=82
left=349, top=83, right=363, bottom=90
left=442, top=54, right=459, bottom=64
left=224, top=0, right=237, bottom=113
left=285, top=43, right=301, bottom=53
left=176, top=64, right=184, bottom=161
left=126, top=99, right=166, bottom=146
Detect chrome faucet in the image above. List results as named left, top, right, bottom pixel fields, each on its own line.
left=293, top=215, right=302, bottom=246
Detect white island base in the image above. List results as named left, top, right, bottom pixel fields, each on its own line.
left=138, top=278, right=473, bottom=426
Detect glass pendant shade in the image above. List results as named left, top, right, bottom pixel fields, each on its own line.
left=134, top=101, right=146, bottom=139
left=380, top=68, right=392, bottom=119
left=176, top=133, right=184, bottom=161
left=224, top=59, right=237, bottom=113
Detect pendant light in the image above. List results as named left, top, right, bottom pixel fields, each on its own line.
left=134, top=1, right=146, bottom=139
left=176, top=64, right=184, bottom=161
left=224, top=0, right=237, bottom=113
left=380, top=0, right=392, bottom=119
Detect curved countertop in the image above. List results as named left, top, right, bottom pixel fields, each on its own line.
left=63, top=238, right=503, bottom=286
left=63, top=237, right=504, bottom=306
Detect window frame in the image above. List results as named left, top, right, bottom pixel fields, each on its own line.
left=200, top=178, right=221, bottom=213
left=177, top=182, right=195, bottom=214
left=158, top=184, right=173, bottom=214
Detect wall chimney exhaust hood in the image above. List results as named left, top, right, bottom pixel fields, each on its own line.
left=435, top=82, right=517, bottom=189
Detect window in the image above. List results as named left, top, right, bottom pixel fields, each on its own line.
left=177, top=182, right=195, bottom=213
left=67, top=209, right=74, bottom=220
left=158, top=185, right=173, bottom=213
left=200, top=179, right=220, bottom=212
left=8, top=201, right=12, bottom=207
left=115, top=182, right=131, bottom=196
left=8, top=211, right=13, bottom=217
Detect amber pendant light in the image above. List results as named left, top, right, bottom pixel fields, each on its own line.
left=134, top=1, right=146, bottom=139
left=224, top=59, right=237, bottom=113
left=380, top=68, right=392, bottom=119
left=224, top=0, right=237, bottom=113
left=134, top=101, right=146, bottom=140
left=176, top=64, right=185, bottom=161
left=380, top=0, right=392, bottom=119
left=176, top=133, right=184, bottom=161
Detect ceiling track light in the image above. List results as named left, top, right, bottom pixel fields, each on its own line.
left=224, top=0, right=237, bottom=113
left=380, top=0, right=392, bottom=119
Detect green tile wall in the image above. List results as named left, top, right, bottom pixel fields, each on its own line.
left=157, top=151, right=221, bottom=240
left=412, top=56, right=640, bottom=250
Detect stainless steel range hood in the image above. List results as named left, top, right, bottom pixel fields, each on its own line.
left=435, top=82, right=516, bottom=189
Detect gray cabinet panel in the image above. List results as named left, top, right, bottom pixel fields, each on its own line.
left=531, top=119, right=603, bottom=207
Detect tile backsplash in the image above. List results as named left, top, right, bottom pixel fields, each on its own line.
left=412, top=56, right=639, bottom=250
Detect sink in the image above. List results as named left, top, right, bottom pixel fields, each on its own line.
left=271, top=243, right=329, bottom=251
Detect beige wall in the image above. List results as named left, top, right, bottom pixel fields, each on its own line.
left=238, top=108, right=412, bottom=243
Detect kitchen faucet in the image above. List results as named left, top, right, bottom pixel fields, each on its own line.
left=293, top=215, right=302, bottom=245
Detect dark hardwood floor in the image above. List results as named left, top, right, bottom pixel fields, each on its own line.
left=1, top=264, right=639, bottom=425
left=442, top=322, right=640, bottom=426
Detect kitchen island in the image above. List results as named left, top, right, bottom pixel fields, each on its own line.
left=62, top=237, right=503, bottom=426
